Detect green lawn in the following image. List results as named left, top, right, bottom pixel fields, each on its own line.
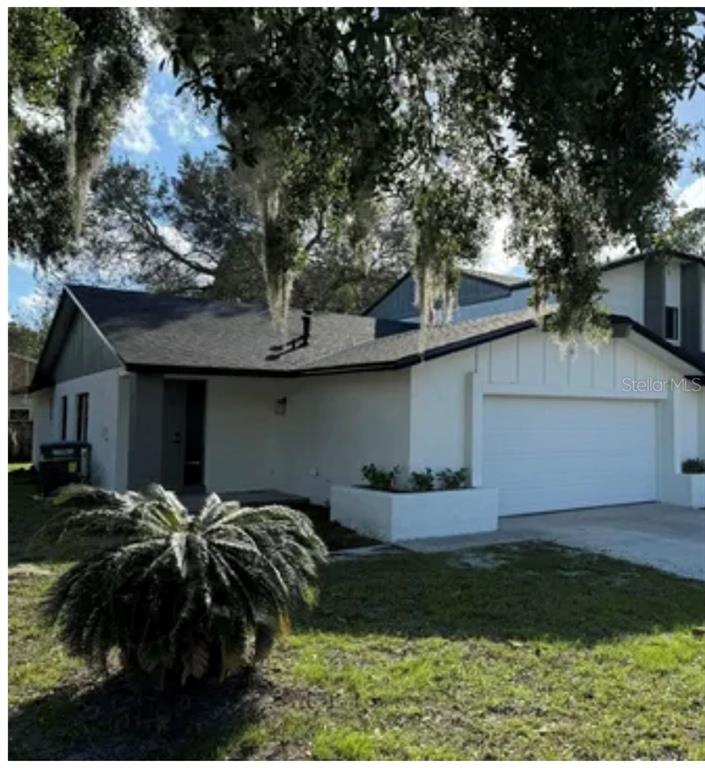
left=8, top=469, right=705, bottom=760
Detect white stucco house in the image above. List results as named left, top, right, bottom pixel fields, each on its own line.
left=30, top=251, right=705, bottom=538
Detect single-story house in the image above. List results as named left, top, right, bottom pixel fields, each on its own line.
left=30, top=252, right=705, bottom=530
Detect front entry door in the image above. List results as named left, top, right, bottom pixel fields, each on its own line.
left=162, top=380, right=206, bottom=491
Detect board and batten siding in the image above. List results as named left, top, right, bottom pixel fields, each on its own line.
left=453, top=288, right=532, bottom=322
left=409, top=326, right=700, bottom=511
left=203, top=326, right=701, bottom=509
left=368, top=273, right=513, bottom=321
left=701, top=275, right=705, bottom=352
left=52, top=312, right=121, bottom=382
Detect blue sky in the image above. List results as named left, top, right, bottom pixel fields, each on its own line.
left=8, top=56, right=705, bottom=322
left=110, top=63, right=219, bottom=177
left=9, top=62, right=220, bottom=321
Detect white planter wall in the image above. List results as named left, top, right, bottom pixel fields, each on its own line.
left=661, top=473, right=705, bottom=508
left=331, top=485, right=499, bottom=542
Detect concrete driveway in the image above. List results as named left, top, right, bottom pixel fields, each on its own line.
left=405, top=503, right=705, bottom=581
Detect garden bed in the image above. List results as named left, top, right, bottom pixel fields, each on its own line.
left=330, top=484, right=498, bottom=542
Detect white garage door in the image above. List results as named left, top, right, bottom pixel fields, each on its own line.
left=483, top=396, right=657, bottom=516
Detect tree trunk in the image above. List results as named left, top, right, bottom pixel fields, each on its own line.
left=259, top=193, right=296, bottom=331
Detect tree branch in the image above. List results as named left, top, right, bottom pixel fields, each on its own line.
left=304, top=210, right=326, bottom=252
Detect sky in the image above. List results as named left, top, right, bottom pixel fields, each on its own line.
left=8, top=49, right=705, bottom=324
left=9, top=58, right=219, bottom=322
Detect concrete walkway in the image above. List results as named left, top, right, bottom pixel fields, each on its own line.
left=401, top=503, right=705, bottom=582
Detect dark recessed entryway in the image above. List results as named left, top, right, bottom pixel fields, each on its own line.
left=162, top=379, right=206, bottom=491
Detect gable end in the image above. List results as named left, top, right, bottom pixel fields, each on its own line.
left=32, top=291, right=122, bottom=389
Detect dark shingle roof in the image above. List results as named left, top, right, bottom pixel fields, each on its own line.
left=67, top=285, right=414, bottom=373
left=66, top=285, right=546, bottom=375
left=61, top=284, right=704, bottom=378
left=305, top=308, right=544, bottom=371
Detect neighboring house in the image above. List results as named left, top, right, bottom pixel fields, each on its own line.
left=9, top=352, right=37, bottom=461
left=30, top=251, right=705, bottom=516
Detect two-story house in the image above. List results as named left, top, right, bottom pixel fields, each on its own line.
left=366, top=252, right=705, bottom=357
left=30, top=251, right=705, bottom=526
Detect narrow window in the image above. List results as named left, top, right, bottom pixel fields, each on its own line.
left=60, top=396, right=68, bottom=441
left=75, top=393, right=89, bottom=442
left=665, top=306, right=679, bottom=341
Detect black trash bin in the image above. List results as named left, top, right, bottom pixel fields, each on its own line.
left=38, top=442, right=91, bottom=496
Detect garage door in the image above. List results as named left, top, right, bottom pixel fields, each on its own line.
left=483, top=396, right=657, bottom=516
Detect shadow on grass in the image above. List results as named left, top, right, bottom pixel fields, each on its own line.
left=8, top=471, right=377, bottom=563
left=295, top=503, right=379, bottom=552
left=8, top=470, right=90, bottom=566
left=8, top=668, right=272, bottom=761
left=300, top=543, right=705, bottom=646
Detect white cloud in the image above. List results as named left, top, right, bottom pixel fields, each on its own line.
left=677, top=177, right=705, bottom=213
left=14, top=288, right=57, bottom=328
left=478, top=213, right=522, bottom=275
left=476, top=214, right=638, bottom=275
left=140, top=25, right=168, bottom=67
left=116, top=83, right=158, bottom=155
left=18, top=289, right=52, bottom=313
left=153, top=91, right=213, bottom=145
left=195, top=122, right=212, bottom=140
left=10, top=256, right=35, bottom=274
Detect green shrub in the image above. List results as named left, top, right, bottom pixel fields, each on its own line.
left=436, top=467, right=469, bottom=490
left=361, top=463, right=400, bottom=490
left=682, top=458, right=705, bottom=474
left=42, top=484, right=327, bottom=689
left=409, top=468, right=435, bottom=492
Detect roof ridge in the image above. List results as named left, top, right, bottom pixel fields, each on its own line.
left=303, top=306, right=547, bottom=370
left=65, top=282, right=383, bottom=322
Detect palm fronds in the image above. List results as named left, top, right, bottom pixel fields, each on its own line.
left=42, top=485, right=327, bottom=688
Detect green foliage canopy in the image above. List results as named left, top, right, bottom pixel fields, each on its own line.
left=8, top=8, right=148, bottom=263
left=8, top=7, right=76, bottom=136
left=155, top=8, right=704, bottom=338
left=657, top=207, right=705, bottom=255
left=82, top=153, right=408, bottom=311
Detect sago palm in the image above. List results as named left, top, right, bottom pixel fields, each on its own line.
left=43, top=484, right=327, bottom=688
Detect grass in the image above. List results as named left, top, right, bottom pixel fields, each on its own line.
left=8, top=470, right=705, bottom=760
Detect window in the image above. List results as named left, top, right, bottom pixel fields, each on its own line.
left=60, top=396, right=68, bottom=440
left=75, top=393, right=89, bottom=442
left=665, top=306, right=679, bottom=341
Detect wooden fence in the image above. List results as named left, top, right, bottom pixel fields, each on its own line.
left=9, top=420, right=33, bottom=462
